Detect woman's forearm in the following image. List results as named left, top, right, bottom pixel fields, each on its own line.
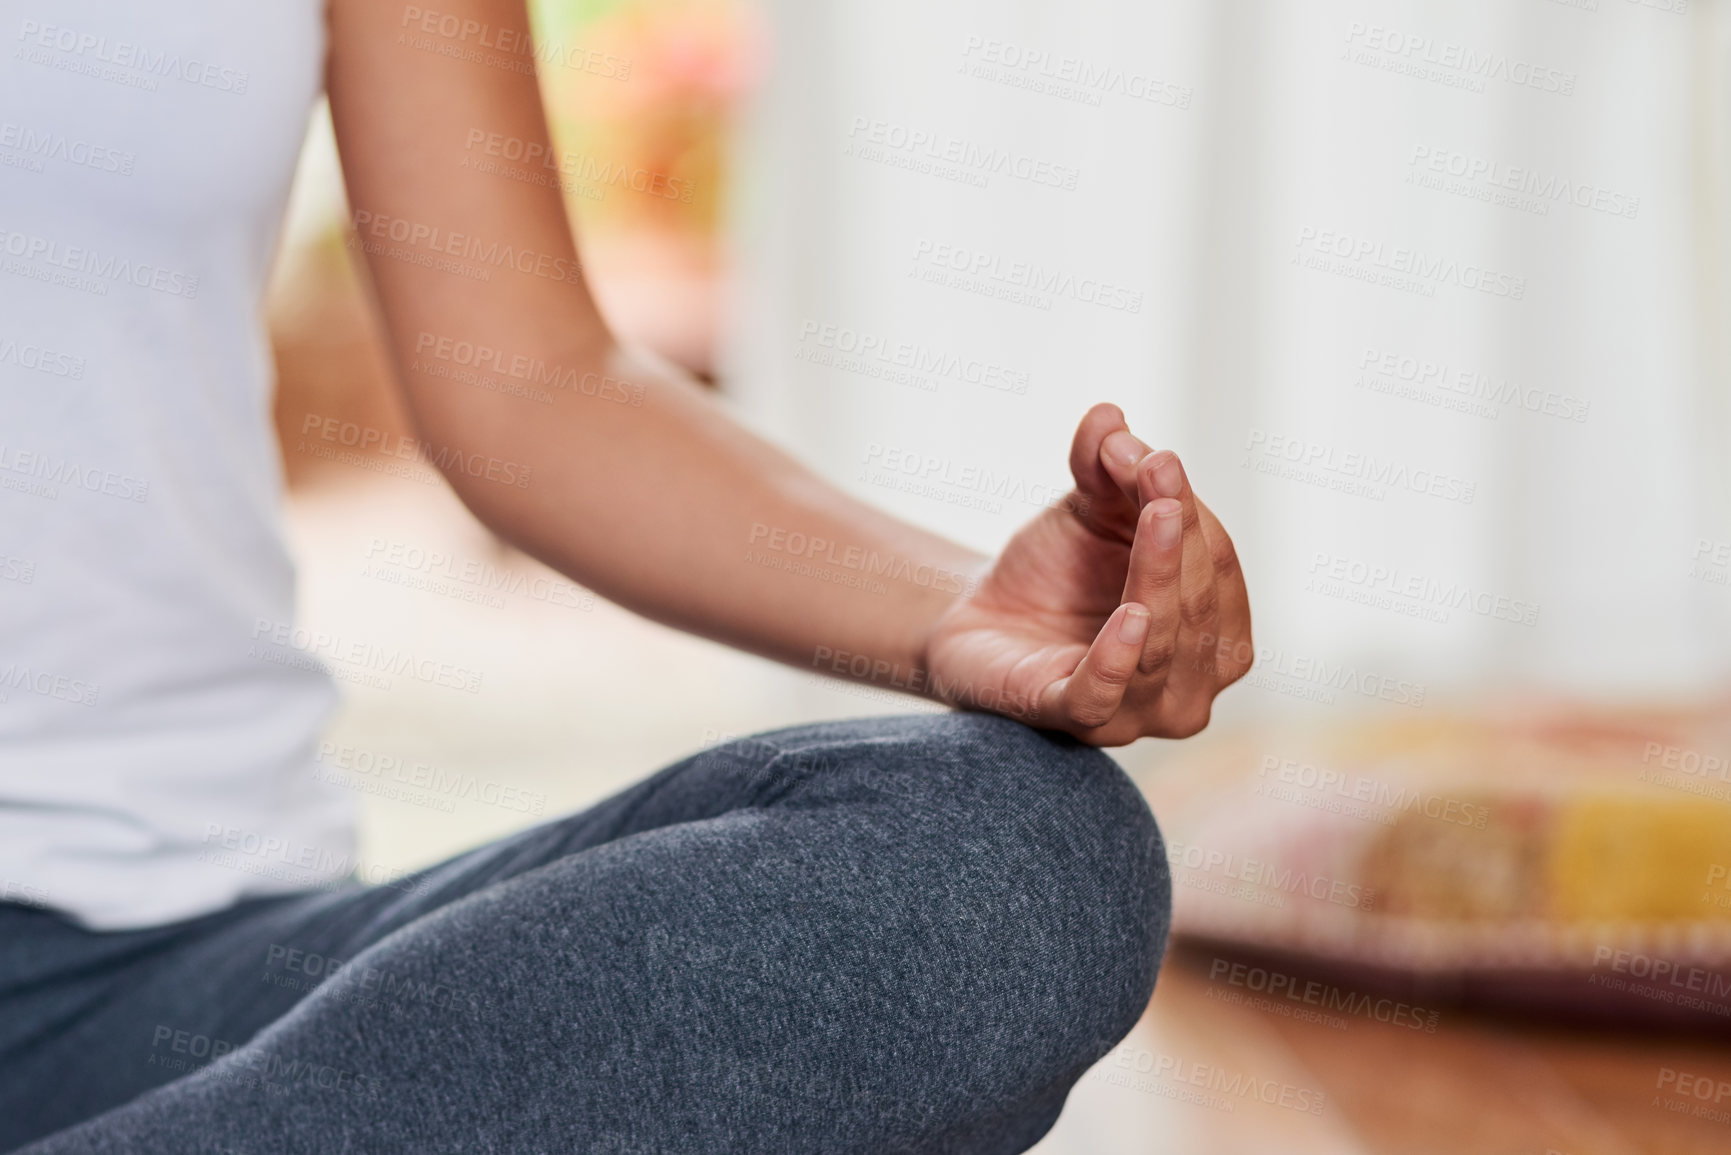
left=419, top=339, right=989, bottom=688
left=323, top=0, right=981, bottom=689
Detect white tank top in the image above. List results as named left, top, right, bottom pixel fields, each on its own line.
left=0, top=1, right=357, bottom=929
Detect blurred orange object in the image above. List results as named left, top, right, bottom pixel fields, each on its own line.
left=536, top=0, right=770, bottom=378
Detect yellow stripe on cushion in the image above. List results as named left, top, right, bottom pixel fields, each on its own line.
left=1549, top=795, right=1731, bottom=924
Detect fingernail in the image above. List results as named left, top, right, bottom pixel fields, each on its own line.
left=1150, top=452, right=1184, bottom=498
left=1102, top=430, right=1151, bottom=470
left=1118, top=603, right=1150, bottom=643
left=1153, top=503, right=1182, bottom=548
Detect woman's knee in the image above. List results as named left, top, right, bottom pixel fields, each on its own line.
left=743, top=712, right=1171, bottom=1049
left=921, top=714, right=1171, bottom=1031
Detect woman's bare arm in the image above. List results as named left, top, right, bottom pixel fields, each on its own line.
left=325, top=0, right=1250, bottom=744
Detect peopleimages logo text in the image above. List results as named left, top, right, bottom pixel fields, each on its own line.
left=1244, top=429, right=1476, bottom=504
left=249, top=619, right=484, bottom=695
left=0, top=227, right=199, bottom=298
left=1293, top=227, right=1525, bottom=300
left=1343, top=22, right=1575, bottom=95
left=0, top=120, right=135, bottom=175
left=349, top=210, right=583, bottom=288
left=16, top=20, right=249, bottom=93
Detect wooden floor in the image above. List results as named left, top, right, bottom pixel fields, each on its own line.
left=1033, top=948, right=1731, bottom=1155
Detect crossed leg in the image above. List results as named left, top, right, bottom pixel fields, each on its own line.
left=3, top=714, right=1170, bottom=1154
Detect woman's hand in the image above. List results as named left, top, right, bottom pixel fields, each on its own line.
left=922, top=404, right=1252, bottom=746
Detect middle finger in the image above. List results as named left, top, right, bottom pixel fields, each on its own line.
left=1136, top=451, right=1220, bottom=687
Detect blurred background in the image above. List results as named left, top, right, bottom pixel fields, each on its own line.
left=270, top=0, right=1731, bottom=1150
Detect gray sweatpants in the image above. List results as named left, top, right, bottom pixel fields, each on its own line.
left=0, top=714, right=1170, bottom=1154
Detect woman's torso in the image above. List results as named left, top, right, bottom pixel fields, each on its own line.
left=0, top=0, right=355, bottom=929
